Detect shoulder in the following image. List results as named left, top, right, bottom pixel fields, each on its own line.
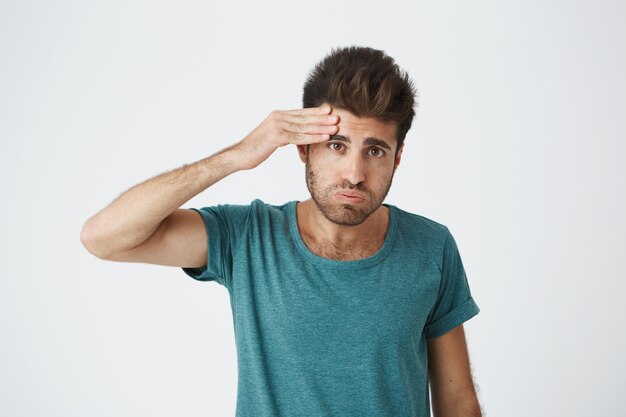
left=195, top=199, right=290, bottom=216
left=248, top=198, right=293, bottom=215
left=239, top=199, right=294, bottom=226
left=388, top=204, right=454, bottom=257
left=391, top=204, right=450, bottom=239
left=191, top=199, right=293, bottom=239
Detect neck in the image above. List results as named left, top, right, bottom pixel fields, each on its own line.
left=296, top=199, right=389, bottom=249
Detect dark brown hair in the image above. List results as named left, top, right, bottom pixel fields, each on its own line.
left=303, top=46, right=417, bottom=152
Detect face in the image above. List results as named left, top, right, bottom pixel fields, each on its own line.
left=298, top=107, right=403, bottom=226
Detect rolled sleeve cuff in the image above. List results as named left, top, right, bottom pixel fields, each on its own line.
left=425, top=297, right=480, bottom=340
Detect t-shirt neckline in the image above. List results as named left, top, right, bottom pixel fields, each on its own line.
left=286, top=200, right=398, bottom=270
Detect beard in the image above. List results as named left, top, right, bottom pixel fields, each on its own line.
left=305, top=159, right=394, bottom=226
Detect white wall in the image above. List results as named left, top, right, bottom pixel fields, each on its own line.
left=1, top=0, right=624, bottom=416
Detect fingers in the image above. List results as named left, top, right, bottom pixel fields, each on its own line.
left=280, top=114, right=339, bottom=129
left=281, top=113, right=339, bottom=127
left=276, top=106, right=339, bottom=142
left=282, top=118, right=338, bottom=144
left=265, top=105, right=340, bottom=145
left=294, top=132, right=334, bottom=144
left=283, top=104, right=332, bottom=116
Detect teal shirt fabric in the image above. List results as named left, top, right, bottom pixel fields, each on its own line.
left=182, top=199, right=480, bottom=417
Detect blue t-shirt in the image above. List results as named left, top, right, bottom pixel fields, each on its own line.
left=182, top=199, right=479, bottom=417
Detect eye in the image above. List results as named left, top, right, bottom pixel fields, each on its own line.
left=368, top=147, right=385, bottom=157
left=329, top=142, right=344, bottom=152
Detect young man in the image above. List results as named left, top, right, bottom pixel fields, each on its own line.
left=81, top=46, right=482, bottom=417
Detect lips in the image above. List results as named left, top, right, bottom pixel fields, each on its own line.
left=336, top=191, right=366, bottom=203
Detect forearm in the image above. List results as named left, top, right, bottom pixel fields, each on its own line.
left=80, top=144, right=243, bottom=258
left=432, top=393, right=482, bottom=417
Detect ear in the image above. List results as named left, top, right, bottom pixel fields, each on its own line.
left=393, top=144, right=404, bottom=173
left=296, top=144, right=308, bottom=163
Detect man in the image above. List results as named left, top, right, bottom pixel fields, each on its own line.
left=80, top=46, right=482, bottom=417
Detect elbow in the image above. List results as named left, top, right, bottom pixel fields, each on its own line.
left=80, top=220, right=112, bottom=260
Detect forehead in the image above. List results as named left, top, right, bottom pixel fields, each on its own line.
left=331, top=107, right=397, bottom=146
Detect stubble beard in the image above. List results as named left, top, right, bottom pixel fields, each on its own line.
left=305, top=160, right=394, bottom=226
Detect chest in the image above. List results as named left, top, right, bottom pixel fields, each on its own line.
left=231, top=257, right=442, bottom=364
left=300, top=233, right=386, bottom=260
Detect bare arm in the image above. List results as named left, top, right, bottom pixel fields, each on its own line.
left=80, top=149, right=236, bottom=260
left=427, top=324, right=482, bottom=417
left=80, top=105, right=338, bottom=264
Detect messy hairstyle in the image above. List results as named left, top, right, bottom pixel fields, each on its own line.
left=302, top=46, right=417, bottom=152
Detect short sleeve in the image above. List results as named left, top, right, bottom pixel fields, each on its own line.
left=424, top=228, right=480, bottom=340
left=181, top=203, right=252, bottom=289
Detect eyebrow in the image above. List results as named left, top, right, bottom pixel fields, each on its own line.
left=329, top=134, right=393, bottom=151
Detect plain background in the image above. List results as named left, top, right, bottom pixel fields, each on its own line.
left=1, top=0, right=625, bottom=416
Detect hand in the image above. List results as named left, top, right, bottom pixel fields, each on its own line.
left=233, top=104, right=339, bottom=170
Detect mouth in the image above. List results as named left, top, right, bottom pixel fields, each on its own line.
left=335, top=191, right=366, bottom=203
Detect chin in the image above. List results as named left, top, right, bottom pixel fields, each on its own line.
left=319, top=202, right=378, bottom=226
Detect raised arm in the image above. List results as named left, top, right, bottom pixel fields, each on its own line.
left=79, top=105, right=338, bottom=266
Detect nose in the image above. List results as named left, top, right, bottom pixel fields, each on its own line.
left=341, top=152, right=366, bottom=185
